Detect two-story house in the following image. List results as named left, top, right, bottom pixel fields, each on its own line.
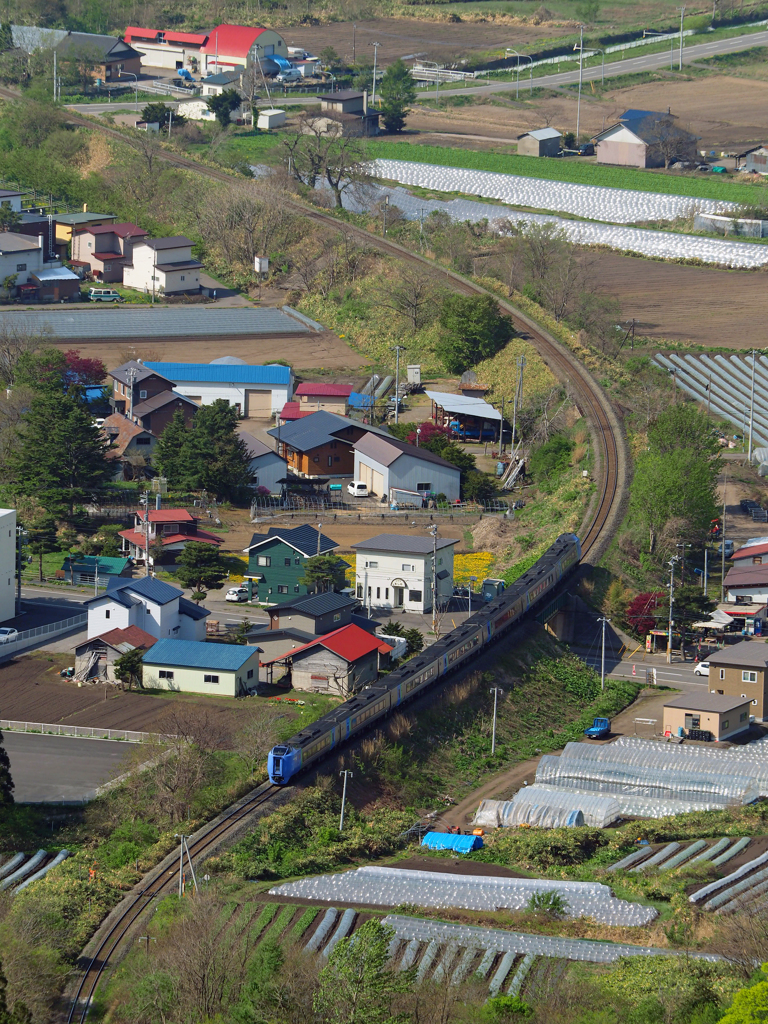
left=706, top=641, right=768, bottom=720
left=243, top=524, right=341, bottom=605
left=110, top=360, right=176, bottom=416
left=123, top=236, right=203, bottom=296
left=238, top=429, right=287, bottom=493
left=85, top=575, right=209, bottom=640
left=71, top=222, right=148, bottom=283
left=314, top=90, right=379, bottom=137
left=267, top=591, right=359, bottom=634
left=120, top=506, right=222, bottom=566
left=351, top=533, right=457, bottom=614
left=267, top=410, right=391, bottom=479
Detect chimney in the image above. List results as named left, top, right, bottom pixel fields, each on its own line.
left=156, top=493, right=161, bottom=510
left=38, top=234, right=44, bottom=253
left=363, top=89, right=368, bottom=114
left=83, top=203, right=88, bottom=212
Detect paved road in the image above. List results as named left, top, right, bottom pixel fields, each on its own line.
left=579, top=654, right=708, bottom=689
left=4, top=733, right=134, bottom=803
left=66, top=27, right=768, bottom=116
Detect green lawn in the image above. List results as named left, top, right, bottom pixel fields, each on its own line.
left=366, top=140, right=768, bottom=205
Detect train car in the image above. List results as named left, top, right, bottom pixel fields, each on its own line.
left=267, top=533, right=581, bottom=785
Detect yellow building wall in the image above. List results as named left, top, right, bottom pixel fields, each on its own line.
left=143, top=650, right=260, bottom=697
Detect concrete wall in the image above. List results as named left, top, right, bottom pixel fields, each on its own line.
left=663, top=701, right=750, bottom=740
left=694, top=213, right=767, bottom=238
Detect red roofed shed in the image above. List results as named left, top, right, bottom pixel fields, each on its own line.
left=260, top=623, right=391, bottom=695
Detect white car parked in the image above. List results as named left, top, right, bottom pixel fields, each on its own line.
left=0, top=627, right=18, bottom=643
left=225, top=587, right=250, bottom=603
left=347, top=481, right=369, bottom=497
left=694, top=661, right=710, bottom=677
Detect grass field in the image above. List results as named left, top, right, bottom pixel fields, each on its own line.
left=367, top=141, right=768, bottom=204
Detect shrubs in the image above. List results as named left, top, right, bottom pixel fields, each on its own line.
left=477, top=827, right=610, bottom=870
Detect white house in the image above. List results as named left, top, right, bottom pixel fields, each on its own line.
left=0, top=233, right=51, bottom=287
left=144, top=360, right=293, bottom=419
left=0, top=508, right=16, bottom=624
left=175, top=97, right=245, bottom=123
left=0, top=190, right=24, bottom=214
left=350, top=533, right=456, bottom=615
left=141, top=638, right=261, bottom=697
left=122, top=26, right=208, bottom=70
left=122, top=236, right=203, bottom=296
left=353, top=434, right=461, bottom=503
left=238, top=428, right=287, bottom=492
left=86, top=576, right=209, bottom=641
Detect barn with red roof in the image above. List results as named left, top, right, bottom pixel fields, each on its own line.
left=201, top=23, right=287, bottom=73
left=260, top=623, right=392, bottom=695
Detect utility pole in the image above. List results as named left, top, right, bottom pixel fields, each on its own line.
left=352, top=22, right=356, bottom=64
left=174, top=834, right=197, bottom=897
left=469, top=575, right=477, bottom=617
left=126, top=366, right=138, bottom=420
left=677, top=6, right=686, bottom=70
left=576, top=24, right=584, bottom=139
left=667, top=557, right=678, bottom=665
left=392, top=345, right=405, bottom=425
left=339, top=770, right=353, bottom=830
left=316, top=522, right=323, bottom=556
left=370, top=41, right=381, bottom=106
left=382, top=193, right=389, bottom=236
left=428, top=525, right=438, bottom=638
left=597, top=616, right=610, bottom=691
left=721, top=471, right=727, bottom=603
left=707, top=373, right=712, bottom=418
left=703, top=543, right=708, bottom=596
left=53, top=50, right=57, bottom=101
left=15, top=526, right=25, bottom=615
left=498, top=397, right=505, bottom=453
left=142, top=491, right=151, bottom=576
left=489, top=687, right=504, bottom=754
left=748, top=349, right=756, bottom=463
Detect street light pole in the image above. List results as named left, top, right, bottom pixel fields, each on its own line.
left=576, top=25, right=584, bottom=139
left=339, top=770, right=353, bottom=830
left=370, top=41, right=381, bottom=106
left=677, top=6, right=686, bottom=70
left=316, top=522, right=323, bottom=556
left=469, top=575, right=477, bottom=617
left=392, top=345, right=405, bottom=425
left=428, top=525, right=438, bottom=638
left=667, top=557, right=678, bottom=665
left=489, top=687, right=504, bottom=754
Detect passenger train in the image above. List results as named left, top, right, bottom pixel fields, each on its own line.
left=267, top=532, right=581, bottom=785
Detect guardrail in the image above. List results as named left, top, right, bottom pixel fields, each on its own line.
left=251, top=497, right=513, bottom=516
left=0, top=719, right=155, bottom=742
left=0, top=613, right=87, bottom=658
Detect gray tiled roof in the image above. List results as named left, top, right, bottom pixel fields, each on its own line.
left=273, top=591, right=357, bottom=615
left=354, top=432, right=460, bottom=471
left=708, top=641, right=768, bottom=668
left=245, top=524, right=338, bottom=557
left=267, top=410, right=391, bottom=452
left=351, top=533, right=457, bottom=554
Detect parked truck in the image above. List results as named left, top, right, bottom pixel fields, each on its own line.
left=584, top=717, right=611, bottom=740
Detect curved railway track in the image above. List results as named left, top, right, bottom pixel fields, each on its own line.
left=65, top=782, right=279, bottom=1024
left=48, top=111, right=626, bottom=1020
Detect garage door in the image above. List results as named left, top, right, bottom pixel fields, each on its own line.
left=244, top=389, right=271, bottom=418
left=371, top=470, right=384, bottom=497
left=359, top=462, right=372, bottom=490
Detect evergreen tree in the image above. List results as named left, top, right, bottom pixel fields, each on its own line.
left=184, top=400, right=252, bottom=500
left=114, top=647, right=144, bottom=690
left=174, top=541, right=227, bottom=596
left=300, top=554, right=347, bottom=593
left=378, top=58, right=416, bottom=133
left=153, top=407, right=191, bottom=485
left=206, top=89, right=241, bottom=127
left=26, top=515, right=58, bottom=582
left=7, top=392, right=112, bottom=516
left=436, top=294, right=515, bottom=374
left=0, top=728, right=14, bottom=807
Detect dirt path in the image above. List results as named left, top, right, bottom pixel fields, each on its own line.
left=442, top=687, right=676, bottom=829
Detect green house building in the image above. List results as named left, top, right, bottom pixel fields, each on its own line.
left=243, top=525, right=342, bottom=605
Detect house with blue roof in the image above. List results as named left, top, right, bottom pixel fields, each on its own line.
left=142, top=638, right=261, bottom=696
left=144, top=360, right=293, bottom=419
left=86, top=575, right=209, bottom=641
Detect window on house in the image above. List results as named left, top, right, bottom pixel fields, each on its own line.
left=720, top=669, right=725, bottom=680
left=257, top=555, right=271, bottom=566
left=284, top=557, right=291, bottom=566
left=313, top=456, right=319, bottom=463
left=438, top=557, right=443, bottom=565
left=105, top=610, right=110, bottom=619
left=409, top=590, right=422, bottom=602
left=15, top=263, right=25, bottom=272
left=105, top=264, right=111, bottom=271
left=385, top=588, right=389, bottom=600
left=295, top=556, right=300, bottom=564
left=268, top=588, right=272, bottom=594
left=743, top=670, right=757, bottom=683
left=203, top=674, right=219, bottom=684
left=136, top=437, right=151, bottom=445
left=741, top=711, right=748, bottom=722
left=367, top=561, right=378, bottom=568
left=328, top=457, right=333, bottom=467
left=159, top=670, right=174, bottom=680
left=330, top=441, right=337, bottom=449
left=334, top=456, right=340, bottom=462
left=755, top=556, right=763, bottom=564
left=401, top=563, right=412, bottom=571
left=180, top=275, right=185, bottom=282
left=333, top=612, right=341, bottom=621
left=754, top=699, right=758, bottom=705
left=356, top=584, right=363, bottom=598
left=247, top=669, right=254, bottom=679
left=684, top=714, right=701, bottom=729
left=140, top=390, right=147, bottom=399
left=376, top=587, right=380, bottom=599
left=723, top=719, right=730, bottom=730
left=416, top=482, right=431, bottom=491
left=294, top=584, right=300, bottom=592
left=277, top=585, right=289, bottom=594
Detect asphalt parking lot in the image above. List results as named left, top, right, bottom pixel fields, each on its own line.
left=4, top=733, right=135, bottom=803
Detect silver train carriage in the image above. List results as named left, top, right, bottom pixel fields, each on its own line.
left=267, top=532, right=581, bottom=784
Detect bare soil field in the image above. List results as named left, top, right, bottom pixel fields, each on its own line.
left=283, top=17, right=571, bottom=66
left=590, top=252, right=768, bottom=347
left=51, top=329, right=368, bottom=372
left=0, top=654, right=246, bottom=733
left=407, top=73, right=768, bottom=152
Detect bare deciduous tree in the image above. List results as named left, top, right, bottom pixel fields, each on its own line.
left=283, top=114, right=369, bottom=208
left=231, top=706, right=280, bottom=778
left=375, top=264, right=441, bottom=330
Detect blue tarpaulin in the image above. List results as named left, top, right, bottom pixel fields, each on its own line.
left=421, top=832, right=483, bottom=854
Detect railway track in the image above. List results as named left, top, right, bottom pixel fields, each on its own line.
left=43, top=110, right=626, bottom=1019
left=65, top=782, right=280, bottom=1024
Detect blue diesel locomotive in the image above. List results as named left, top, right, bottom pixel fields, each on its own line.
left=267, top=532, right=581, bottom=785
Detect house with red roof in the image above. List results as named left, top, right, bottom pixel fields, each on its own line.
left=260, top=622, right=392, bottom=695
left=123, top=27, right=209, bottom=71
left=295, top=381, right=353, bottom=416
left=71, top=223, right=148, bottom=283
left=72, top=625, right=157, bottom=684
left=120, top=507, right=222, bottom=566
left=201, top=23, right=287, bottom=74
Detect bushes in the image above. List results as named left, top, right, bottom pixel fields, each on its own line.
left=476, top=826, right=610, bottom=870
left=529, top=434, right=574, bottom=487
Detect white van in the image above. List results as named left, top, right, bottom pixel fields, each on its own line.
left=347, top=481, right=369, bottom=497
left=276, top=68, right=302, bottom=83
left=89, top=288, right=124, bottom=303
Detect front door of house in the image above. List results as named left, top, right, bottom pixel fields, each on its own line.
left=394, top=587, right=404, bottom=608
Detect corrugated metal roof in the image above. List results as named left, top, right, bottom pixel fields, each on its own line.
left=0, top=308, right=310, bottom=340
left=143, top=638, right=259, bottom=670
left=708, top=641, right=768, bottom=667
left=295, top=382, right=353, bottom=397
left=351, top=533, right=456, bottom=554
left=108, top=575, right=183, bottom=606
left=663, top=693, right=750, bottom=713
left=260, top=623, right=389, bottom=665
left=425, top=390, right=502, bottom=421
left=245, top=524, right=338, bottom=556
left=354, top=431, right=459, bottom=470
left=274, top=591, right=356, bottom=615
left=521, top=127, right=562, bottom=141
left=145, top=361, right=291, bottom=384
left=33, top=266, right=80, bottom=282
